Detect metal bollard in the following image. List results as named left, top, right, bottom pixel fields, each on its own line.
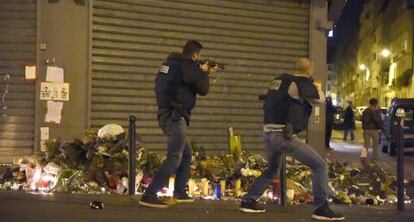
left=395, top=108, right=405, bottom=211
left=280, top=153, right=287, bottom=206
left=128, top=116, right=137, bottom=196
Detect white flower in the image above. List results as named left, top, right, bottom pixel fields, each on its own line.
left=247, top=169, right=254, bottom=177
left=98, top=123, right=124, bottom=139
left=241, top=168, right=248, bottom=177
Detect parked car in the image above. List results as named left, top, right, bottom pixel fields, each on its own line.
left=381, top=99, right=414, bottom=156
left=332, top=107, right=345, bottom=130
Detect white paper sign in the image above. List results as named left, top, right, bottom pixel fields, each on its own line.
left=45, top=101, right=63, bottom=124
left=25, top=65, right=36, bottom=80
left=40, top=82, right=69, bottom=101
left=40, top=127, right=49, bottom=140
left=46, top=66, right=64, bottom=83
left=40, top=127, right=49, bottom=151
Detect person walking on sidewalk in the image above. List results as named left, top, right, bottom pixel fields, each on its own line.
left=343, top=101, right=355, bottom=142
left=139, top=40, right=218, bottom=208
left=239, top=58, right=345, bottom=221
left=325, top=96, right=336, bottom=150
left=361, top=98, right=384, bottom=163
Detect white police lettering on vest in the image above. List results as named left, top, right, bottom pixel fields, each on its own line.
left=159, top=65, right=169, bottom=74
left=270, top=79, right=282, bottom=90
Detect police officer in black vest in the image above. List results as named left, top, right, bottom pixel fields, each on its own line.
left=240, top=59, right=344, bottom=221
left=139, top=40, right=218, bottom=208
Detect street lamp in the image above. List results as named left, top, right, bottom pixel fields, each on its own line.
left=359, top=64, right=366, bottom=70
left=381, top=49, right=391, bottom=58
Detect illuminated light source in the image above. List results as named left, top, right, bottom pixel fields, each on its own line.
left=167, top=177, right=175, bottom=197
left=381, top=49, right=391, bottom=58
left=359, top=64, right=366, bottom=71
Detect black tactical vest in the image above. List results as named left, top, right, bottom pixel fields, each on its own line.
left=263, top=74, right=318, bottom=133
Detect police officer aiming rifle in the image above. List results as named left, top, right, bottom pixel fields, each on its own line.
left=240, top=58, right=345, bottom=221
left=139, top=40, right=219, bottom=208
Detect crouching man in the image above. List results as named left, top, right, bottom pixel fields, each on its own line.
left=240, top=58, right=345, bottom=221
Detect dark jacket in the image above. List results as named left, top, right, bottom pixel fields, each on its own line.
left=326, top=100, right=336, bottom=125
left=155, top=53, right=209, bottom=125
left=362, top=107, right=383, bottom=130
left=344, top=106, right=355, bottom=129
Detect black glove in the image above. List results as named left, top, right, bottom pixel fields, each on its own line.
left=171, top=110, right=181, bottom=122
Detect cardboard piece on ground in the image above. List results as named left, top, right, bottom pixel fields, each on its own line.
left=46, top=66, right=64, bottom=83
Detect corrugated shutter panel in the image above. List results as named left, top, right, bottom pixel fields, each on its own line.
left=0, top=0, right=36, bottom=161
left=91, top=0, right=309, bottom=151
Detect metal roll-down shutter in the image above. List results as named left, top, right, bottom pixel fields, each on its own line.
left=91, top=0, right=310, bottom=152
left=0, top=0, right=36, bottom=162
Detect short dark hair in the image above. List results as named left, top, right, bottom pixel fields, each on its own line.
left=182, top=40, right=203, bottom=56
left=369, top=98, right=378, bottom=106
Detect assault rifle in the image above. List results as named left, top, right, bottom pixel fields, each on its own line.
left=198, top=59, right=225, bottom=71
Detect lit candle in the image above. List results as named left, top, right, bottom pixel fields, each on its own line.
left=167, top=177, right=175, bottom=197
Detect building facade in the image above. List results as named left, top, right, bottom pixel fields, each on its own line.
left=0, top=0, right=330, bottom=162
left=332, top=0, right=414, bottom=108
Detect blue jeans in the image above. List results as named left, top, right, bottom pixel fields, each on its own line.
left=143, top=118, right=192, bottom=197
left=343, top=128, right=355, bottom=141
left=242, top=132, right=330, bottom=207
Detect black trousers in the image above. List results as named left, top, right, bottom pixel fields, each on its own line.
left=325, top=123, right=333, bottom=148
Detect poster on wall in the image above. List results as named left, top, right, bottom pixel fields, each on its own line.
left=40, top=127, right=49, bottom=151
left=46, top=66, right=64, bottom=83
left=40, top=82, right=70, bottom=101
left=44, top=101, right=63, bottom=124
left=25, top=65, right=36, bottom=80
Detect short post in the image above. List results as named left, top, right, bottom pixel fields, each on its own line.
left=280, top=153, right=287, bottom=206
left=128, top=115, right=137, bottom=195
left=395, top=108, right=405, bottom=211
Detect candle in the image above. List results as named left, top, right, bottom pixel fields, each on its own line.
left=167, top=177, right=175, bottom=196
left=215, top=183, right=221, bottom=199
left=287, top=189, right=295, bottom=202
left=235, top=179, right=241, bottom=197
left=220, top=180, right=226, bottom=196
left=188, top=178, right=195, bottom=195
left=202, top=178, right=209, bottom=196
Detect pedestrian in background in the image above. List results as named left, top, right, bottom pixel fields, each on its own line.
left=343, top=101, right=355, bottom=142
left=325, top=96, right=335, bottom=150
left=361, top=98, right=383, bottom=163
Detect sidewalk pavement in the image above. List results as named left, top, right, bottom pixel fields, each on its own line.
left=328, top=130, right=414, bottom=179
left=0, top=192, right=413, bottom=222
